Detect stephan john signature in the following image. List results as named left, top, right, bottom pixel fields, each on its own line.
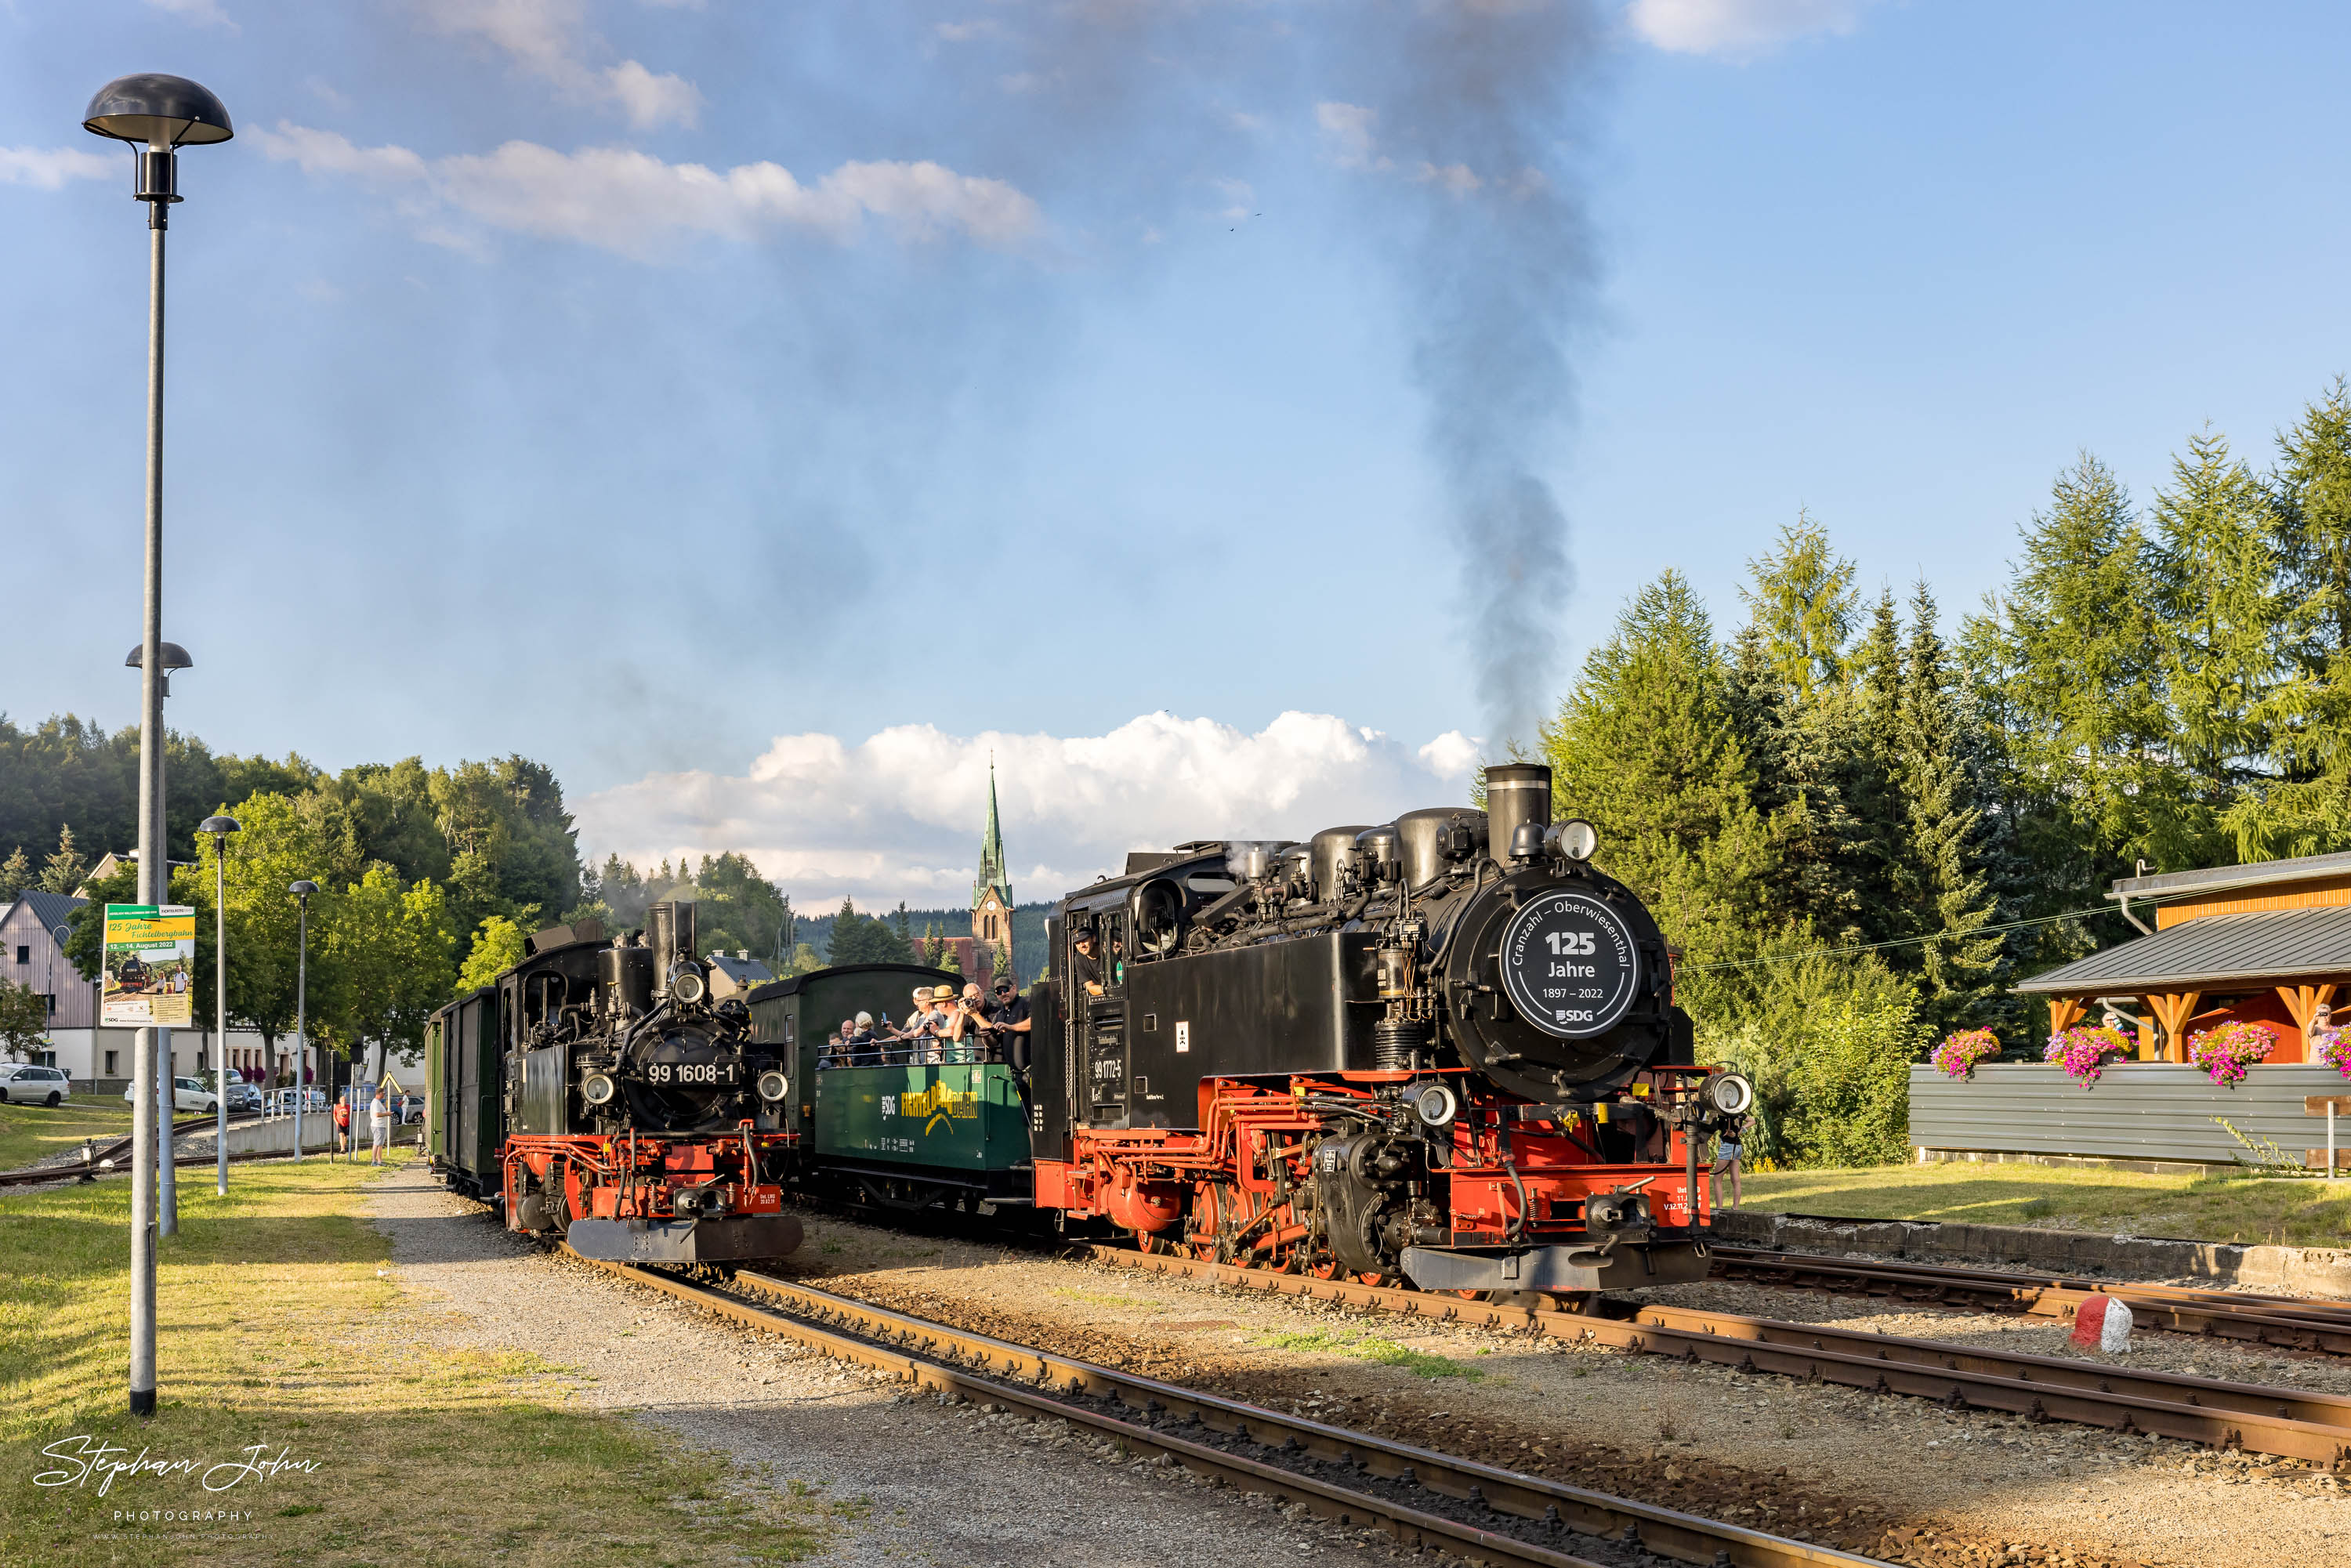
left=34, top=1436, right=322, bottom=1497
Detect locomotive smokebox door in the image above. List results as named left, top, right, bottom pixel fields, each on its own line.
left=1496, top=889, right=1640, bottom=1039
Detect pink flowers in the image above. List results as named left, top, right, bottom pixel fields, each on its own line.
left=2186, top=1020, right=2277, bottom=1085
left=2317, top=1026, right=2351, bottom=1078
left=1933, top=1028, right=2002, bottom=1078
left=2044, top=1025, right=2133, bottom=1085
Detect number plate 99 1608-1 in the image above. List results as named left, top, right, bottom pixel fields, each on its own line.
left=643, top=1061, right=741, bottom=1087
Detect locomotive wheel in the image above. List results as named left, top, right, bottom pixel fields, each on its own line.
left=1134, top=1228, right=1168, bottom=1255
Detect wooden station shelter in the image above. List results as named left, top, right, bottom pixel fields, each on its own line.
left=2016, top=850, right=2351, bottom=1063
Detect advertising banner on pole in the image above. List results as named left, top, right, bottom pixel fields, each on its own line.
left=101, top=904, right=197, bottom=1027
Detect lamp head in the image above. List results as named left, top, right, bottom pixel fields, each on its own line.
left=124, top=642, right=193, bottom=672
left=288, top=879, right=317, bottom=902
left=83, top=74, right=233, bottom=147
left=198, top=814, right=241, bottom=838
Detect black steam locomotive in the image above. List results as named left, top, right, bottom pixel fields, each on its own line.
left=1029, top=762, right=1751, bottom=1294
left=429, top=901, right=805, bottom=1265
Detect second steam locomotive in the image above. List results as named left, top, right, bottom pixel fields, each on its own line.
left=426, top=762, right=1751, bottom=1297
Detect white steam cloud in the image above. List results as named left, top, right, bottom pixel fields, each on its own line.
left=574, top=711, right=1484, bottom=910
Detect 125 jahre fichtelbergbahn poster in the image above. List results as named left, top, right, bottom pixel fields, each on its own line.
left=101, top=904, right=196, bottom=1028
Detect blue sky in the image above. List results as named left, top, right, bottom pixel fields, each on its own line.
left=9, top=2, right=2351, bottom=902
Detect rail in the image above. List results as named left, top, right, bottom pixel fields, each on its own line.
left=1080, top=1245, right=2351, bottom=1467
left=562, top=1248, right=1882, bottom=1568
left=1711, top=1245, right=2351, bottom=1356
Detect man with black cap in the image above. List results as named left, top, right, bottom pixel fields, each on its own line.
left=1070, top=930, right=1104, bottom=998
left=983, top=978, right=1032, bottom=1070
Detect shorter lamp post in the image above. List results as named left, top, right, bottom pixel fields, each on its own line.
left=125, top=643, right=193, bottom=1237
left=200, top=814, right=239, bottom=1194
left=289, top=881, right=315, bottom=1162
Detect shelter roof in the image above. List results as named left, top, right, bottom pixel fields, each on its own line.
left=2110, top=849, right=2351, bottom=903
left=2016, top=904, right=2351, bottom=995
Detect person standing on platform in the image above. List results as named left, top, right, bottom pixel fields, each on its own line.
left=984, top=980, right=1032, bottom=1070
left=369, top=1090, right=393, bottom=1166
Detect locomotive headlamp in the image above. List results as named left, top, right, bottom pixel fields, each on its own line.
left=1546, top=819, right=1599, bottom=861
left=1703, top=1071, right=1755, bottom=1117
left=581, top=1072, right=618, bottom=1106
left=1411, top=1081, right=1459, bottom=1128
left=757, top=1070, right=790, bottom=1103
left=670, top=964, right=708, bottom=1005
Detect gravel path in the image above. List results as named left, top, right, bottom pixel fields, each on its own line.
left=363, top=1166, right=1407, bottom=1567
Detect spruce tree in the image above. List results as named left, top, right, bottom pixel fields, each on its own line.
left=2232, top=379, right=2351, bottom=856
left=1980, top=454, right=2185, bottom=889
left=1542, top=571, right=1775, bottom=1018
left=2149, top=426, right=2280, bottom=831
left=38, top=825, right=86, bottom=895
left=1893, top=584, right=2004, bottom=1030
left=0, top=846, right=30, bottom=900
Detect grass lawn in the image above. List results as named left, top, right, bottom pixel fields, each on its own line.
left=0, top=1094, right=134, bottom=1172
left=1743, top=1161, right=2351, bottom=1248
left=0, top=1151, right=840, bottom=1566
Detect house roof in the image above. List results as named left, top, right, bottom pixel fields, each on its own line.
left=2110, top=848, right=2351, bottom=904
left=8, top=889, right=87, bottom=940
left=2016, top=904, right=2351, bottom=995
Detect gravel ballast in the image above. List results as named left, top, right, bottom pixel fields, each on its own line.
left=363, top=1166, right=1408, bottom=1566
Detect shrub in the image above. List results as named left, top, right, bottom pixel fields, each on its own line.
left=1702, top=949, right=1928, bottom=1168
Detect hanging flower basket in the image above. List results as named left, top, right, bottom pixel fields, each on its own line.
left=2186, top=1020, right=2277, bottom=1086
left=2044, top=1025, right=2132, bottom=1086
left=1932, top=1028, right=2001, bottom=1080
left=2316, top=1026, right=2351, bottom=1079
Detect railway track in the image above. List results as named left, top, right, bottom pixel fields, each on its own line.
left=1078, top=1244, right=2351, bottom=1468
left=566, top=1248, right=1882, bottom=1568
left=0, top=1109, right=279, bottom=1189
left=1711, top=1246, right=2351, bottom=1356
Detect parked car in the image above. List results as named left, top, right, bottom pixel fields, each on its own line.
left=264, top=1088, right=327, bottom=1114
left=224, top=1081, right=264, bottom=1112
left=124, top=1076, right=222, bottom=1114
left=0, top=1063, right=73, bottom=1106
left=394, top=1093, right=425, bottom=1124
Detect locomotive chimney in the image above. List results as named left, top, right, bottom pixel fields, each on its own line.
left=1483, top=763, right=1552, bottom=866
left=647, top=900, right=699, bottom=995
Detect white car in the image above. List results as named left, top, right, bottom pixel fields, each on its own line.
left=0, top=1064, right=73, bottom=1106
left=122, top=1076, right=222, bottom=1114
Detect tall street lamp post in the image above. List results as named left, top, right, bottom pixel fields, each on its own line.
left=84, top=71, right=232, bottom=1419
left=200, top=815, right=240, bottom=1194
left=290, top=882, right=316, bottom=1162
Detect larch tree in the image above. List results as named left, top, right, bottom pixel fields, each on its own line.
left=1541, top=571, right=1775, bottom=1020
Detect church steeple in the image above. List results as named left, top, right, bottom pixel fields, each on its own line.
left=973, top=755, right=1012, bottom=912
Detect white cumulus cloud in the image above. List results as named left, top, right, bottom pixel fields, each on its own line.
left=0, top=147, right=118, bottom=189
left=418, top=0, right=703, bottom=128
left=573, top=711, right=1487, bottom=911
left=1625, top=0, right=1876, bottom=60
left=255, top=123, right=1041, bottom=259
